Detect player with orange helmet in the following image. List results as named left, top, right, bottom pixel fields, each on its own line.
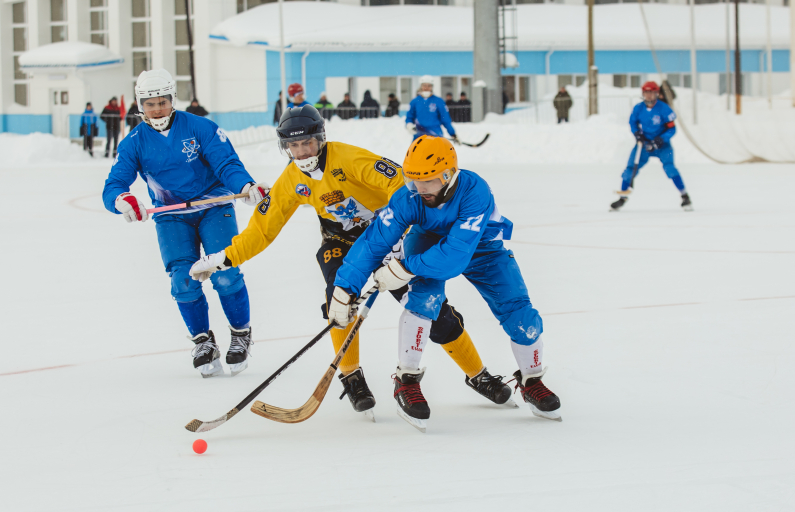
left=331, top=135, right=562, bottom=431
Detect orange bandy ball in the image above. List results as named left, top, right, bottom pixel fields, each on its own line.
left=192, top=439, right=207, bottom=454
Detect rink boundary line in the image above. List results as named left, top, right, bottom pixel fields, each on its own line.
left=68, top=193, right=106, bottom=213
left=0, top=326, right=396, bottom=377
left=512, top=240, right=795, bottom=255
left=544, top=295, right=795, bottom=316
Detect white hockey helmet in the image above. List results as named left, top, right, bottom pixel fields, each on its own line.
left=419, top=75, right=434, bottom=86
left=135, top=69, right=177, bottom=131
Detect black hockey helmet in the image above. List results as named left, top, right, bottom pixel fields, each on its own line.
left=276, top=104, right=326, bottom=156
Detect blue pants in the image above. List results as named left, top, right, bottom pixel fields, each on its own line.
left=154, top=204, right=249, bottom=336
left=413, top=125, right=444, bottom=140
left=402, top=230, right=542, bottom=346
left=621, top=144, right=685, bottom=192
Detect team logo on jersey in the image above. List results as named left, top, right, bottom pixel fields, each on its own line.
left=429, top=102, right=437, bottom=113
left=295, top=184, right=311, bottom=197
left=324, top=195, right=374, bottom=231
left=182, top=138, right=201, bottom=162
left=652, top=115, right=661, bottom=125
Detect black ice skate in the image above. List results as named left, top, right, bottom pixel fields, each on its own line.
left=339, top=367, right=376, bottom=422
left=227, top=326, right=253, bottom=376
left=190, top=331, right=223, bottom=378
left=513, top=369, right=562, bottom=422
left=681, top=193, right=693, bottom=212
left=610, top=196, right=629, bottom=211
left=465, top=367, right=518, bottom=408
left=393, top=366, right=430, bottom=433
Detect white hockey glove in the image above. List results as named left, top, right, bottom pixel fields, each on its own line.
left=328, top=287, right=355, bottom=329
left=241, top=182, right=271, bottom=207
left=373, top=259, right=414, bottom=292
left=115, top=192, right=149, bottom=223
left=406, top=123, right=417, bottom=135
left=190, top=250, right=231, bottom=282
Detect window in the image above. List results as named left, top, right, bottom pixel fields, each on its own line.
left=90, top=0, right=108, bottom=46
left=132, top=0, right=151, bottom=80
left=575, top=75, right=586, bottom=87
left=362, top=0, right=449, bottom=5
left=379, top=77, right=397, bottom=106
left=12, top=2, right=29, bottom=106
left=441, top=76, right=455, bottom=99
left=558, top=75, right=573, bottom=88
left=50, top=0, right=68, bottom=42
left=400, top=77, right=412, bottom=104
left=630, top=75, right=641, bottom=88
left=613, top=74, right=627, bottom=88
left=518, top=76, right=530, bottom=102
left=175, top=0, right=195, bottom=101
left=502, top=76, right=516, bottom=103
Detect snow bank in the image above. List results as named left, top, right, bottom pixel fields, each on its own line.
left=18, top=41, right=123, bottom=69
left=0, top=133, right=92, bottom=168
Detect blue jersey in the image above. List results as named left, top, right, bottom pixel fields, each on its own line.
left=334, top=169, right=513, bottom=295
left=630, top=100, right=676, bottom=143
left=80, top=110, right=97, bottom=127
left=406, top=95, right=456, bottom=137
left=102, top=111, right=254, bottom=216
left=287, top=101, right=311, bottom=108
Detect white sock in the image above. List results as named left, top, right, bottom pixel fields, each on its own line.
left=398, top=309, right=432, bottom=370
left=511, top=336, right=544, bottom=378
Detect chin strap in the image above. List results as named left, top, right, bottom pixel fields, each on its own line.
left=145, top=108, right=176, bottom=131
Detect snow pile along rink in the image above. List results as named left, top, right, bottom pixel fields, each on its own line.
left=0, top=132, right=92, bottom=168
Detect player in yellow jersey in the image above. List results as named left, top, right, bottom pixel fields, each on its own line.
left=189, top=106, right=514, bottom=417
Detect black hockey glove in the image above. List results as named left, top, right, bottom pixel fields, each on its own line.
left=633, top=131, right=646, bottom=143
left=645, top=137, right=664, bottom=152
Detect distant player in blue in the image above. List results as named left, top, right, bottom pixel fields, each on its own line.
left=611, top=81, right=693, bottom=211
left=405, top=75, right=458, bottom=142
left=287, top=83, right=310, bottom=108
left=328, top=136, right=562, bottom=430
left=102, top=69, right=270, bottom=378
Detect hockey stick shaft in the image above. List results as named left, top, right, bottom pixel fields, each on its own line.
left=250, top=289, right=380, bottom=424
left=147, top=192, right=250, bottom=215
left=629, top=140, right=643, bottom=188
left=185, top=286, right=378, bottom=433
left=448, top=133, right=489, bottom=148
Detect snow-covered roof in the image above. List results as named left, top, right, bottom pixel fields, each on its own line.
left=209, top=2, right=790, bottom=52
left=18, top=42, right=123, bottom=69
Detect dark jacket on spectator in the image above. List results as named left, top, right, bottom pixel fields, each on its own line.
left=446, top=98, right=459, bottom=122
left=457, top=97, right=472, bottom=123
left=553, top=90, right=573, bottom=119
left=359, top=90, right=380, bottom=119
left=126, top=103, right=142, bottom=129
left=273, top=97, right=283, bottom=125
left=385, top=98, right=400, bottom=117
left=336, top=98, right=358, bottom=120
left=314, top=98, right=334, bottom=120
left=100, top=102, right=122, bottom=134
left=186, top=103, right=209, bottom=117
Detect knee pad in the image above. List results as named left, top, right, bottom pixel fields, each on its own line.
left=169, top=265, right=203, bottom=302
left=501, top=304, right=544, bottom=346
left=210, top=266, right=245, bottom=296
left=429, top=301, right=465, bottom=345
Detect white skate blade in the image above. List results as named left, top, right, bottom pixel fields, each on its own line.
left=198, top=358, right=223, bottom=378
left=396, top=407, right=426, bottom=433
left=529, top=404, right=562, bottom=422
left=502, top=397, right=520, bottom=409
left=229, top=359, right=248, bottom=377
left=363, top=409, right=375, bottom=422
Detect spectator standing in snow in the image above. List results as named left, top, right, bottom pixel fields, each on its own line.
left=287, top=83, right=310, bottom=108
left=186, top=99, right=209, bottom=117
left=457, top=92, right=471, bottom=123
left=80, top=103, right=98, bottom=157
left=273, top=91, right=283, bottom=126
left=314, top=92, right=334, bottom=121
left=553, top=87, right=573, bottom=123
left=336, top=93, right=358, bottom=120
left=100, top=96, right=122, bottom=158
left=385, top=93, right=400, bottom=117
left=126, top=102, right=142, bottom=130
left=359, top=90, right=380, bottom=118
left=445, top=93, right=459, bottom=122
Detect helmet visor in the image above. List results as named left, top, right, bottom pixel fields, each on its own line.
left=279, top=133, right=326, bottom=159
left=404, top=175, right=448, bottom=196
left=140, top=96, right=173, bottom=118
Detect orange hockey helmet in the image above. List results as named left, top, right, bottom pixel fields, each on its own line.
left=402, top=135, right=459, bottom=198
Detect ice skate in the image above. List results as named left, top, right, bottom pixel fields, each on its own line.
left=393, top=366, right=430, bottom=433
left=681, top=193, right=693, bottom=212
left=465, top=367, right=518, bottom=408
left=610, top=196, right=629, bottom=211
left=227, top=326, right=253, bottom=376
left=190, top=331, right=223, bottom=378
left=339, top=367, right=376, bottom=421
left=513, top=369, right=561, bottom=422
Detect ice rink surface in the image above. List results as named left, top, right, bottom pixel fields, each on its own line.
left=1, top=155, right=794, bottom=511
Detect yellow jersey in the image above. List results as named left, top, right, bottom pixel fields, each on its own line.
left=226, top=141, right=404, bottom=267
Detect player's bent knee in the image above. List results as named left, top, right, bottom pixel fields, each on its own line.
left=210, top=267, right=245, bottom=296
left=429, top=301, right=465, bottom=345
left=170, top=267, right=203, bottom=302
left=503, top=307, right=544, bottom=346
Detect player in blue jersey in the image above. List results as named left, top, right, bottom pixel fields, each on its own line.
left=287, top=83, right=311, bottom=108
left=611, top=81, right=693, bottom=211
left=102, top=69, right=270, bottom=378
left=328, top=136, right=562, bottom=431
left=405, top=76, right=458, bottom=143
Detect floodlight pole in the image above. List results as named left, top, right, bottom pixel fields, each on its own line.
left=587, top=0, right=597, bottom=116
left=184, top=0, right=196, bottom=101
left=734, top=0, right=741, bottom=115
left=726, top=0, right=731, bottom=111
left=766, top=0, right=772, bottom=109
left=689, top=0, right=697, bottom=124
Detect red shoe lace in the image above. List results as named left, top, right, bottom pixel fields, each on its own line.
left=393, top=376, right=427, bottom=405
left=514, top=379, right=553, bottom=402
